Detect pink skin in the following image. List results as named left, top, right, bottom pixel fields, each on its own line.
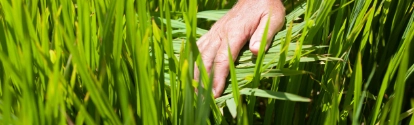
left=195, top=0, right=285, bottom=98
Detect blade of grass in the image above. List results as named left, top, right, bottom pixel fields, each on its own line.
left=227, top=41, right=243, bottom=124
left=247, top=12, right=271, bottom=125
left=388, top=20, right=412, bottom=125
left=264, top=21, right=293, bottom=125
left=371, top=10, right=414, bottom=125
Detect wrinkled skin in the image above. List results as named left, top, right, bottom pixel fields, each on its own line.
left=195, top=0, right=286, bottom=98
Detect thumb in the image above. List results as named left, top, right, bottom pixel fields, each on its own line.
left=249, top=13, right=284, bottom=55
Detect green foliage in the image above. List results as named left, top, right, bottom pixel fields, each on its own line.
left=0, top=0, right=413, bottom=124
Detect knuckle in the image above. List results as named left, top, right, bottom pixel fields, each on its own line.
left=205, top=64, right=212, bottom=72
left=200, top=53, right=211, bottom=60
left=214, top=53, right=229, bottom=64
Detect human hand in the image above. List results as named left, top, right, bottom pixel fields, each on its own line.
left=195, top=0, right=285, bottom=98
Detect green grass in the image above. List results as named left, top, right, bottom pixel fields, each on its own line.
left=0, top=0, right=413, bottom=124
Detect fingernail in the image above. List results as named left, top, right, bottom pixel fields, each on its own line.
left=212, top=89, right=218, bottom=98
left=253, top=42, right=261, bottom=49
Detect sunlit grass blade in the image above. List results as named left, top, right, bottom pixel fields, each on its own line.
left=389, top=20, right=413, bottom=125
left=371, top=9, right=414, bottom=125
left=227, top=41, right=243, bottom=124
left=354, top=63, right=376, bottom=124
left=350, top=52, right=363, bottom=124
left=216, top=88, right=311, bottom=103
left=247, top=12, right=271, bottom=125
left=264, top=21, right=293, bottom=125
left=407, top=64, right=414, bottom=80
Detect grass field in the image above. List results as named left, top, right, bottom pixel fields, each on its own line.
left=0, top=0, right=413, bottom=124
